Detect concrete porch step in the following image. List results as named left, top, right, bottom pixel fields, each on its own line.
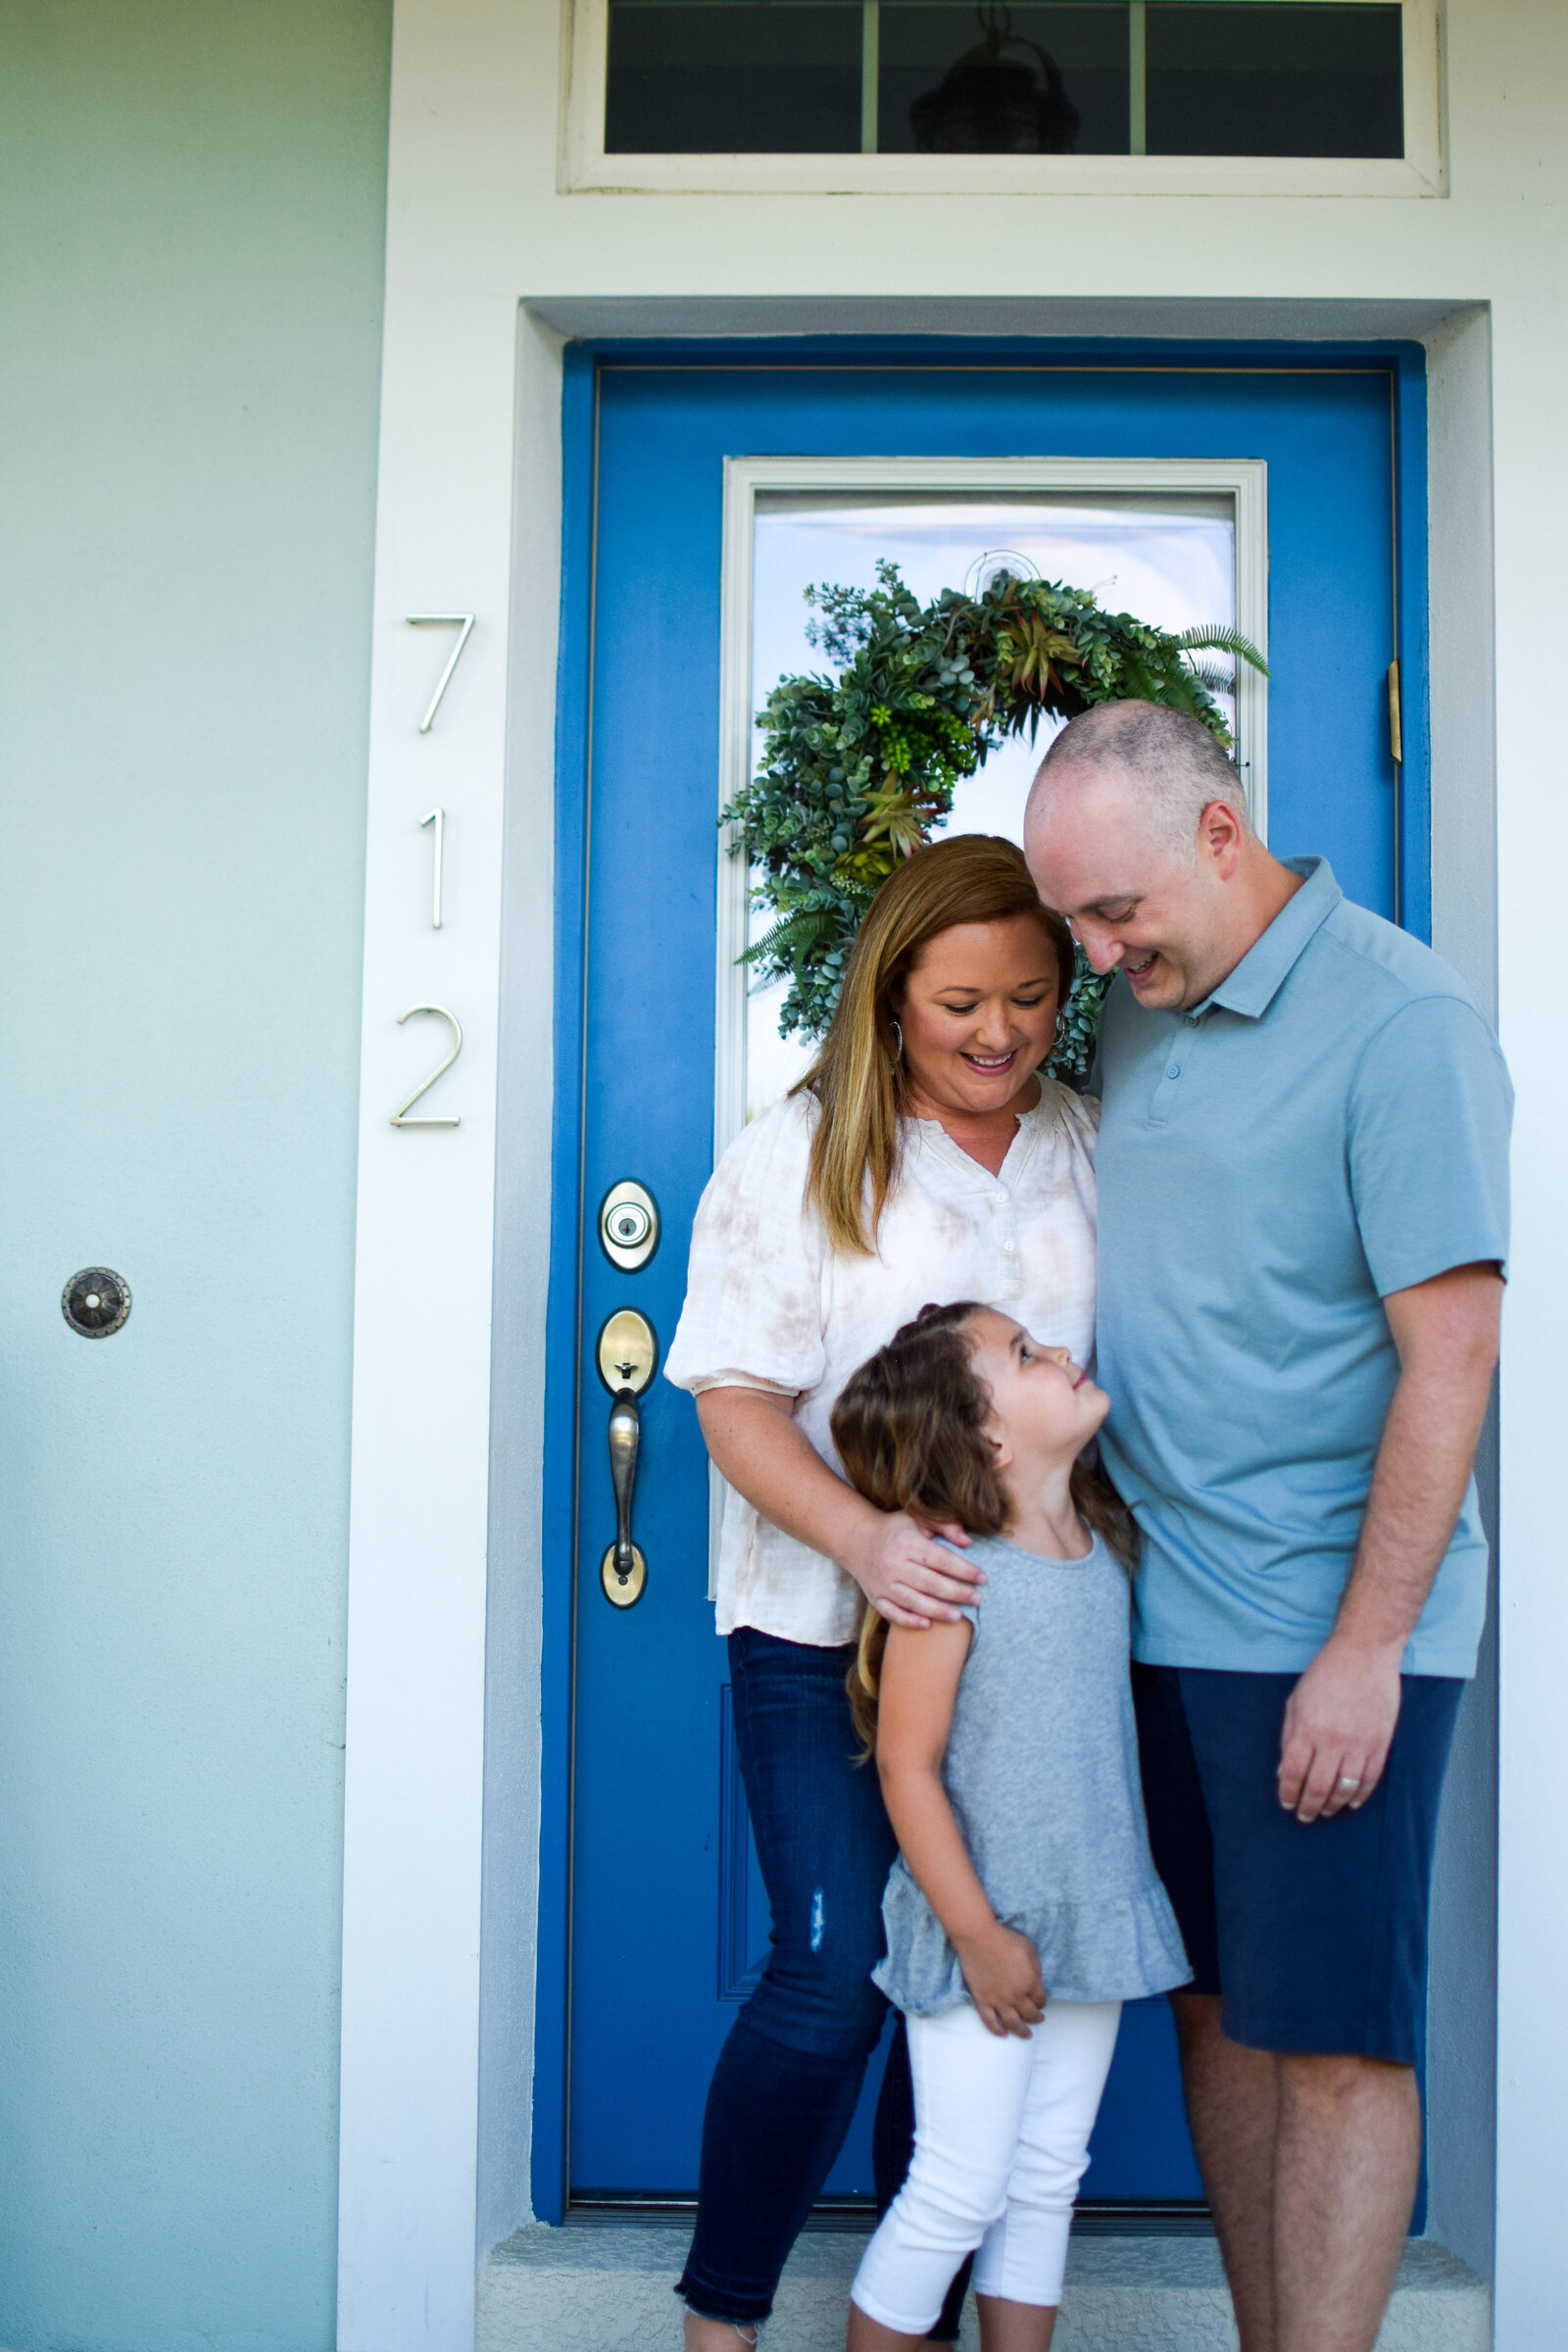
left=480, top=2223, right=1488, bottom=2352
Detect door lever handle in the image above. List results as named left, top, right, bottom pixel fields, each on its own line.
left=608, top=1389, right=641, bottom=1584
left=596, top=1306, right=657, bottom=1608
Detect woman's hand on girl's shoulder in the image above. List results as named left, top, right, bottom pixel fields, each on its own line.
left=953, top=1925, right=1048, bottom=2039
left=850, top=1510, right=982, bottom=1630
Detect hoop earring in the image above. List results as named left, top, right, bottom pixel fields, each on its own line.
left=890, top=1019, right=905, bottom=1060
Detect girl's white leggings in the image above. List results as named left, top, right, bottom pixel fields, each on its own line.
left=851, top=1997, right=1122, bottom=2337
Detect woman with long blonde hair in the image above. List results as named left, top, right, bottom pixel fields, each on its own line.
left=664, top=835, right=1097, bottom=2352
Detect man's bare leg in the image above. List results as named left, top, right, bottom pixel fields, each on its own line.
left=1273, top=2054, right=1420, bottom=2352
left=1171, top=1993, right=1280, bottom=2352
left=1171, top=1999, right=1421, bottom=2352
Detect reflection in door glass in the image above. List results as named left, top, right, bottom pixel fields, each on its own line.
left=745, top=493, right=1236, bottom=1119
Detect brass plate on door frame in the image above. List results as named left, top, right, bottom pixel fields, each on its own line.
left=596, top=1307, right=659, bottom=1396
left=601, top=1542, right=648, bottom=1608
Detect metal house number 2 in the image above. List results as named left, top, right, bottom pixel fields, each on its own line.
left=391, top=1004, right=463, bottom=1128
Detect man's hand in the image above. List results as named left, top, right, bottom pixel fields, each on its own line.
left=1278, top=1635, right=1403, bottom=1822
left=1278, top=1261, right=1501, bottom=1825
left=954, top=1924, right=1047, bottom=2038
left=849, top=1511, right=981, bottom=1630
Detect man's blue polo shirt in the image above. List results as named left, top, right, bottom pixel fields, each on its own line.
left=1094, top=857, right=1512, bottom=1679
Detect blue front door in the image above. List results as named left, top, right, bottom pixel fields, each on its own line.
left=550, top=348, right=1423, bottom=2210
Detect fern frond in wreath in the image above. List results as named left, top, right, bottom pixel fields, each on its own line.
left=723, top=562, right=1267, bottom=1083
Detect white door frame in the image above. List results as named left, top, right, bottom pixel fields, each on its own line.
left=337, top=8, right=1532, bottom=2351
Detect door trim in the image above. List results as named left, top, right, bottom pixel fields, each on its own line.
left=534, top=341, right=1430, bottom=2224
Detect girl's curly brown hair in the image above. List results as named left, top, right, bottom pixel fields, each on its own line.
left=830, top=1301, right=1138, bottom=1755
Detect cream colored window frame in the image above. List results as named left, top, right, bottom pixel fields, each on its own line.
left=711, top=454, right=1269, bottom=1157
left=564, top=0, right=1443, bottom=196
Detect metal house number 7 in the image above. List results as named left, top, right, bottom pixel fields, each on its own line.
left=391, top=1005, right=463, bottom=1128
left=406, top=612, right=476, bottom=733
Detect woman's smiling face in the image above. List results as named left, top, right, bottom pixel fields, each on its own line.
left=895, top=913, right=1062, bottom=1124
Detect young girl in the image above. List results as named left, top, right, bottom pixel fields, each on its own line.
left=830, top=1301, right=1189, bottom=2352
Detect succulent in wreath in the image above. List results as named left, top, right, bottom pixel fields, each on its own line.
left=723, top=561, right=1267, bottom=1087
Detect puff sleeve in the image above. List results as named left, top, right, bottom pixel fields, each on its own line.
left=664, top=1094, right=831, bottom=1400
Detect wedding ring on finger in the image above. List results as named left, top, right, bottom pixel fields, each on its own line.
left=1336, top=1774, right=1362, bottom=1790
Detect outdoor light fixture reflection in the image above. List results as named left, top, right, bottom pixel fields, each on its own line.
left=910, top=4, right=1080, bottom=153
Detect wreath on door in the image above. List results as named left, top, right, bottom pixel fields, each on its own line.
left=724, top=562, right=1267, bottom=1083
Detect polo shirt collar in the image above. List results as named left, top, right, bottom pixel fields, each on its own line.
left=1199, top=857, right=1342, bottom=1022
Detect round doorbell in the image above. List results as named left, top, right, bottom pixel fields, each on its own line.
left=598, top=1179, right=660, bottom=1272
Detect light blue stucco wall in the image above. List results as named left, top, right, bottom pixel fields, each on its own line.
left=0, top=6, right=391, bottom=2346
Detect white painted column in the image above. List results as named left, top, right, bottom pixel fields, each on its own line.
left=334, top=4, right=534, bottom=2343
left=1492, top=289, right=1568, bottom=2352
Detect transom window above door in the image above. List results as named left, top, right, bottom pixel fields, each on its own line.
left=564, top=0, right=1442, bottom=191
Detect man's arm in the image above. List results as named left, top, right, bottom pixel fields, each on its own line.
left=1277, top=1260, right=1502, bottom=1823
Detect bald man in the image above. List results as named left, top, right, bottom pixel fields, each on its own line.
left=1024, top=702, right=1511, bottom=2352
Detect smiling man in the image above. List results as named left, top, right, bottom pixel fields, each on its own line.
left=1023, top=701, right=1512, bottom=2352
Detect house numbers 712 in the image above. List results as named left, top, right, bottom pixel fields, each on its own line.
left=393, top=612, right=473, bottom=1129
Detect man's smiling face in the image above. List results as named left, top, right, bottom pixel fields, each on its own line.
left=1024, top=769, right=1243, bottom=1013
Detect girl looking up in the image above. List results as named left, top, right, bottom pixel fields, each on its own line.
left=831, top=1302, right=1189, bottom=2352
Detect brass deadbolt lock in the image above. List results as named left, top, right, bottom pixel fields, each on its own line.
left=599, top=1179, right=660, bottom=1272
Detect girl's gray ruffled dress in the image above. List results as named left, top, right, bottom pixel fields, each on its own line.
left=874, top=1533, right=1191, bottom=2015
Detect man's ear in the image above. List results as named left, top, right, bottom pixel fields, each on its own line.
left=1199, top=798, right=1245, bottom=878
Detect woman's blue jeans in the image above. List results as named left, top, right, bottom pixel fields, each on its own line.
left=676, top=1629, right=969, bottom=2336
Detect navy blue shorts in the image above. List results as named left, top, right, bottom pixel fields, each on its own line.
left=1131, top=1665, right=1463, bottom=2067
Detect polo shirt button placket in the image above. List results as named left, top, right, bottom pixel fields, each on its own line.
left=1150, top=1049, right=1187, bottom=1126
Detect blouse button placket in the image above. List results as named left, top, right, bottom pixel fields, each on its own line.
left=995, top=1189, right=1021, bottom=1299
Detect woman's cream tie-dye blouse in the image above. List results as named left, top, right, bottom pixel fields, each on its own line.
left=664, top=1080, right=1100, bottom=1646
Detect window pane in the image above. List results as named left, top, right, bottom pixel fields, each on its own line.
left=1146, top=4, right=1403, bottom=158
left=877, top=3, right=1129, bottom=154
left=746, top=492, right=1237, bottom=1117
left=606, top=0, right=862, bottom=152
